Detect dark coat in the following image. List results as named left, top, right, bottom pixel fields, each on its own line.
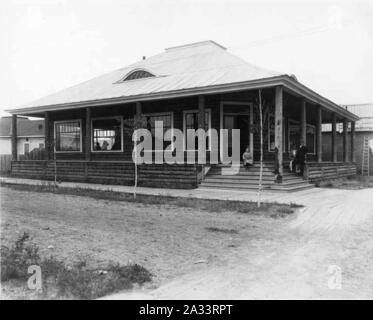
left=296, top=145, right=308, bottom=163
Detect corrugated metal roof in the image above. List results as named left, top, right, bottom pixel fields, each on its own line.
left=345, top=104, right=373, bottom=131
left=343, top=104, right=373, bottom=119
left=15, top=41, right=283, bottom=109
left=0, top=117, right=44, bottom=136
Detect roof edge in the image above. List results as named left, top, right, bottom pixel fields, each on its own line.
left=6, top=75, right=359, bottom=121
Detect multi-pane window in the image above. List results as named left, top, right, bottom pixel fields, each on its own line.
left=288, top=120, right=300, bottom=152
left=268, top=114, right=285, bottom=151
left=184, top=110, right=211, bottom=150
left=55, top=121, right=81, bottom=152
left=146, top=114, right=172, bottom=150
left=306, top=125, right=316, bottom=154
left=92, top=117, right=122, bottom=151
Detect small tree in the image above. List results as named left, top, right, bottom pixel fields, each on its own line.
left=123, top=114, right=148, bottom=199
left=252, top=90, right=274, bottom=207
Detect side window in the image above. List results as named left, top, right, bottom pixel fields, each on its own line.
left=55, top=121, right=81, bottom=152
left=92, top=117, right=122, bottom=151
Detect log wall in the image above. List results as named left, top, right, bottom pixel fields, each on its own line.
left=11, top=161, right=199, bottom=189
left=305, top=162, right=357, bottom=182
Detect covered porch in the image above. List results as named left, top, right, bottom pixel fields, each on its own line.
left=8, top=83, right=359, bottom=191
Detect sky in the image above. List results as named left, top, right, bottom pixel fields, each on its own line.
left=0, top=0, right=372, bottom=116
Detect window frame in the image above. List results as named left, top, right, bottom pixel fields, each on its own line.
left=286, top=118, right=316, bottom=155
left=268, top=114, right=286, bottom=152
left=306, top=123, right=316, bottom=155
left=91, top=116, right=124, bottom=153
left=287, top=119, right=300, bottom=153
left=183, top=109, right=212, bottom=152
left=143, top=112, right=174, bottom=152
left=54, top=119, right=83, bottom=153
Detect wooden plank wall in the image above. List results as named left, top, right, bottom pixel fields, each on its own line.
left=11, top=161, right=199, bottom=189
left=305, top=162, right=357, bottom=182
left=0, top=155, right=12, bottom=173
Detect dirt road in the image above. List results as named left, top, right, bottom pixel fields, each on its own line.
left=1, top=185, right=373, bottom=299
left=107, top=188, right=373, bottom=299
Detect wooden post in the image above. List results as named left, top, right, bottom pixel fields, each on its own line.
left=198, top=95, right=205, bottom=129
left=343, top=119, right=348, bottom=162
left=44, top=112, right=51, bottom=160
left=332, top=113, right=337, bottom=162
left=249, top=103, right=254, bottom=156
left=275, top=86, right=283, bottom=175
left=85, top=107, right=92, bottom=161
left=351, top=121, right=355, bottom=162
left=316, top=106, right=322, bottom=163
left=136, top=101, right=142, bottom=116
left=11, top=114, right=17, bottom=161
left=300, top=99, right=306, bottom=145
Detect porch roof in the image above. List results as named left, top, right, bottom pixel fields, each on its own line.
left=5, top=40, right=359, bottom=121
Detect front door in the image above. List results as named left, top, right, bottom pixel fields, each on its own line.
left=223, top=114, right=250, bottom=158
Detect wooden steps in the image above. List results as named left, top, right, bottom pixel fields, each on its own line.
left=200, top=164, right=314, bottom=192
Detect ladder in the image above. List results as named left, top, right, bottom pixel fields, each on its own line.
left=362, top=136, right=370, bottom=176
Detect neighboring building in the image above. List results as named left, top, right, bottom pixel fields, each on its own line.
left=323, top=103, right=373, bottom=175
left=5, top=41, right=359, bottom=191
left=0, top=116, right=45, bottom=156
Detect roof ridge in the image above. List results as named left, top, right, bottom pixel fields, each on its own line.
left=165, top=40, right=226, bottom=51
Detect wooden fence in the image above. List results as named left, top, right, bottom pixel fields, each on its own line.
left=0, top=155, right=12, bottom=173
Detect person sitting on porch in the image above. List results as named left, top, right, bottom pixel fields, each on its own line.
left=289, top=144, right=297, bottom=173
left=242, top=146, right=253, bottom=168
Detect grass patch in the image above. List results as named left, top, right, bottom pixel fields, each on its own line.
left=0, top=182, right=295, bottom=216
left=205, top=227, right=239, bottom=234
left=1, top=233, right=152, bottom=299
left=269, top=207, right=295, bottom=219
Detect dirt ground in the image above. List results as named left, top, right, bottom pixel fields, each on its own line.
left=0, top=186, right=288, bottom=298
left=1, top=185, right=373, bottom=300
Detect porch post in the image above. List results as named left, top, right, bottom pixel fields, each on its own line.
left=343, top=119, right=348, bottom=162
left=44, top=112, right=51, bottom=160
left=249, top=102, right=254, bottom=156
left=11, top=114, right=17, bottom=161
left=351, top=121, right=355, bottom=162
left=332, top=113, right=337, bottom=162
left=136, top=101, right=142, bottom=116
left=85, top=107, right=92, bottom=161
left=316, top=106, right=322, bottom=163
left=198, top=95, right=205, bottom=129
left=275, top=86, right=283, bottom=175
left=300, top=99, right=306, bottom=145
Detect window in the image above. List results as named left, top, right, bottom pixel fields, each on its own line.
left=92, top=117, right=122, bottom=151
left=288, top=120, right=300, bottom=152
left=145, top=113, right=173, bottom=150
left=306, top=124, right=316, bottom=154
left=183, top=110, right=211, bottom=150
left=122, top=70, right=155, bottom=81
left=268, top=113, right=285, bottom=151
left=55, top=121, right=81, bottom=152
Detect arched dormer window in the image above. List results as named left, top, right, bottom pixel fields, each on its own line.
left=121, top=69, right=155, bottom=81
